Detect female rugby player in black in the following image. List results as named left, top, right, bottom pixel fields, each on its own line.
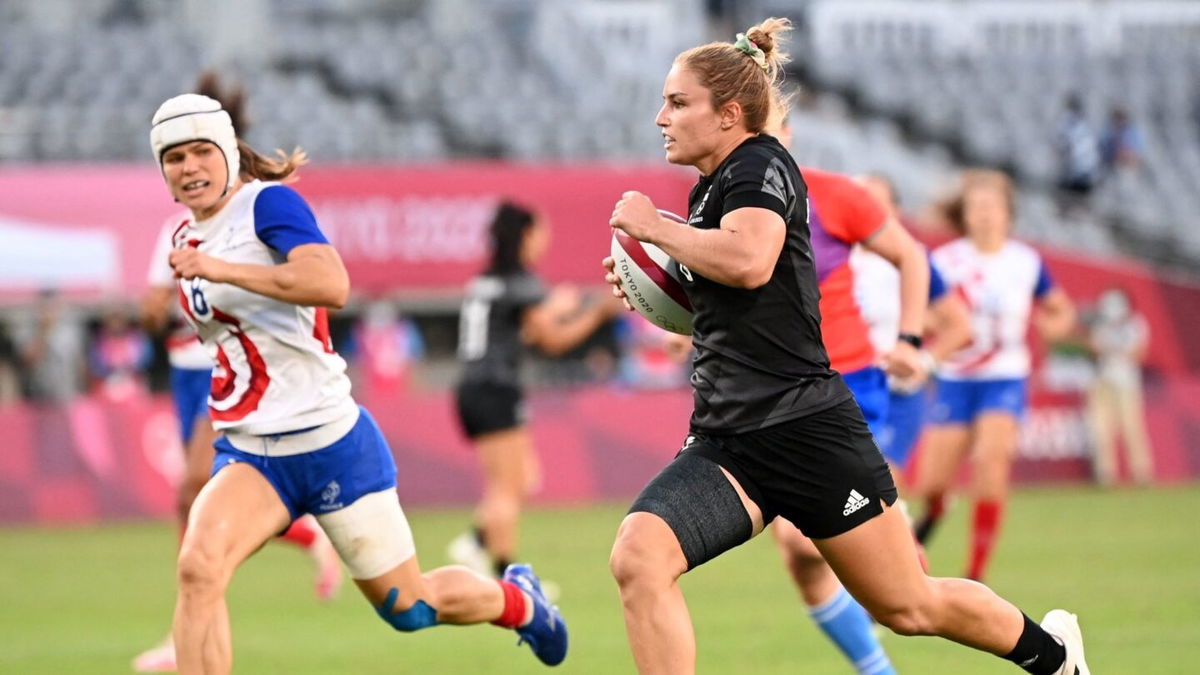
left=601, top=17, right=1088, bottom=675
left=452, top=201, right=621, bottom=578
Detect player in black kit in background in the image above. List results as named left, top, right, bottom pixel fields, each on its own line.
left=601, top=17, right=1088, bottom=675
left=450, top=201, right=622, bottom=578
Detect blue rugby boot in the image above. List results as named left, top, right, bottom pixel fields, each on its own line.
left=503, top=563, right=568, bottom=666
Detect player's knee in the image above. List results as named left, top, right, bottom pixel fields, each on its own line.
left=375, top=588, right=439, bottom=633
left=176, top=545, right=225, bottom=596
left=872, top=598, right=938, bottom=637
left=609, top=520, right=682, bottom=591
left=480, top=491, right=521, bottom=524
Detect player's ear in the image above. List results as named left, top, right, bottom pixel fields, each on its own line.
left=719, top=100, right=743, bottom=131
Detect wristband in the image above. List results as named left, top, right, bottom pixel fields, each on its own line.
left=897, top=332, right=923, bottom=349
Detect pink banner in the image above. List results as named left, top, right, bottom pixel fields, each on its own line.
left=0, top=164, right=694, bottom=300
left=1, top=381, right=1196, bottom=526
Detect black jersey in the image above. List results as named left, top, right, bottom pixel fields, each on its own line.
left=457, top=270, right=547, bottom=386
left=681, top=135, right=851, bottom=433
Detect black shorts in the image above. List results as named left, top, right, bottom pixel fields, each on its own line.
left=454, top=380, right=527, bottom=439
left=686, top=397, right=897, bottom=539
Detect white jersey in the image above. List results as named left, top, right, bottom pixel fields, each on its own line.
left=931, top=238, right=1053, bottom=380
left=851, top=247, right=902, bottom=356
left=148, top=213, right=213, bottom=370
left=851, top=247, right=951, bottom=356
left=174, top=180, right=355, bottom=435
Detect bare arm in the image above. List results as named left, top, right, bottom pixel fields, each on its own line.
left=139, top=285, right=174, bottom=334
left=864, top=220, right=930, bottom=379
left=925, top=292, right=973, bottom=363
left=1034, top=287, right=1075, bottom=343
left=169, top=243, right=350, bottom=309
left=610, top=191, right=785, bottom=289
left=522, top=290, right=622, bottom=357
left=861, top=220, right=928, bottom=337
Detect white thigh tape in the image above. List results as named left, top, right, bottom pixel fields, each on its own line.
left=316, top=489, right=415, bottom=580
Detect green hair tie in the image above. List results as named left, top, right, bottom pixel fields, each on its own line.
left=734, top=32, right=768, bottom=71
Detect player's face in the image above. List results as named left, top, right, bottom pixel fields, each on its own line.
left=161, top=141, right=231, bottom=218
left=962, top=185, right=1011, bottom=240
left=521, top=218, right=550, bottom=265
left=656, top=65, right=724, bottom=169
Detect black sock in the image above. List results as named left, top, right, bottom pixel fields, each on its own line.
left=492, top=557, right=512, bottom=579
left=1003, top=613, right=1067, bottom=675
left=914, top=513, right=939, bottom=545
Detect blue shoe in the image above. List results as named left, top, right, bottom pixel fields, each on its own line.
left=503, top=564, right=568, bottom=666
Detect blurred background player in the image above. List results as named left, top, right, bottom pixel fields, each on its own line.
left=151, top=93, right=567, bottom=672
left=912, top=169, right=1076, bottom=582
left=769, top=114, right=930, bottom=675
left=854, top=173, right=973, bottom=490
left=449, top=201, right=622, bottom=578
left=605, top=19, right=1087, bottom=675
left=1085, top=287, right=1153, bottom=486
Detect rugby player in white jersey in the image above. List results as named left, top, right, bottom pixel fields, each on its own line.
left=133, top=75, right=342, bottom=673
left=912, top=170, right=1075, bottom=582
left=150, top=93, right=566, bottom=673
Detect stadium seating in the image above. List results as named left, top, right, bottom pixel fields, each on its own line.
left=1, top=0, right=1196, bottom=262
left=800, top=0, right=1200, bottom=260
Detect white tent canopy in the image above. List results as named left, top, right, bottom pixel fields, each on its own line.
left=0, top=214, right=119, bottom=291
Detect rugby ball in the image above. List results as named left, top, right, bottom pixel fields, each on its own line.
left=610, top=209, right=694, bottom=335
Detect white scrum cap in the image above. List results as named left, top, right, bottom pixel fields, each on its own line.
left=149, top=94, right=240, bottom=192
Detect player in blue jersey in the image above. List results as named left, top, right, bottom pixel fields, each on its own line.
left=150, top=93, right=567, bottom=673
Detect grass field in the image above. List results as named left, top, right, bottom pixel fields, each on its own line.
left=2, top=485, right=1197, bottom=673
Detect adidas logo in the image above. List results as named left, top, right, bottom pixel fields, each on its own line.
left=842, top=489, right=869, bottom=516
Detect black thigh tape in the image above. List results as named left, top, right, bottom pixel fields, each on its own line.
left=629, top=452, right=753, bottom=570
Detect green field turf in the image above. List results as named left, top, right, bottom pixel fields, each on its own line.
left=2, top=485, right=1197, bottom=673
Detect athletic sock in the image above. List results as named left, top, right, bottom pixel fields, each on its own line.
left=967, top=499, right=1004, bottom=581
left=492, top=557, right=512, bottom=579
left=491, top=580, right=530, bottom=628
left=809, top=587, right=896, bottom=675
left=914, top=493, right=945, bottom=544
left=1003, top=613, right=1067, bottom=675
left=279, top=518, right=319, bottom=548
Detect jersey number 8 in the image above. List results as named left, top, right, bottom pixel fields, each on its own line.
left=190, top=279, right=210, bottom=316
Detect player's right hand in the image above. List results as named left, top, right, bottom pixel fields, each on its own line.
left=601, top=256, right=634, bottom=312
left=169, top=247, right=228, bottom=282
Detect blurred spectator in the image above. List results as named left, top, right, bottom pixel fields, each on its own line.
left=1086, top=288, right=1154, bottom=486
left=1099, top=106, right=1145, bottom=174
left=352, top=299, right=425, bottom=397
left=1055, top=94, right=1101, bottom=210
left=0, top=318, right=21, bottom=404
left=16, top=289, right=85, bottom=403
left=87, top=305, right=153, bottom=401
